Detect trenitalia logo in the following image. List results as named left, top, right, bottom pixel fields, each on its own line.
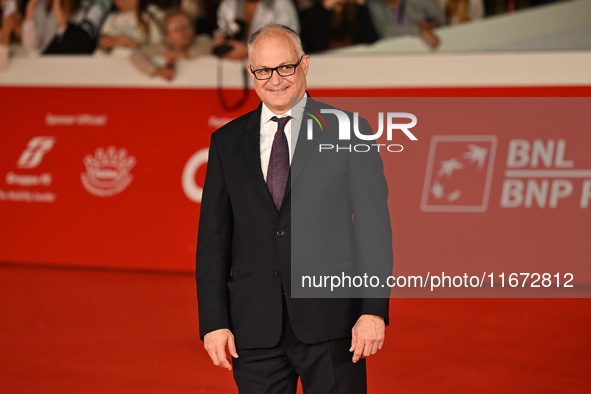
left=305, top=108, right=418, bottom=153
left=17, top=136, right=56, bottom=168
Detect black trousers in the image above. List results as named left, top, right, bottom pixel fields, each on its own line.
left=232, top=300, right=367, bottom=394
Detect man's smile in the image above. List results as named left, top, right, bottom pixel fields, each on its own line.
left=266, top=86, right=289, bottom=93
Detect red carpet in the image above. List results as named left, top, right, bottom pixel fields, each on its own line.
left=1, top=265, right=589, bottom=393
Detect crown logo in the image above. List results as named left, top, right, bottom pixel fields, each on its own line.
left=81, top=146, right=136, bottom=197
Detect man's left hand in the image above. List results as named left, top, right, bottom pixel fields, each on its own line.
left=222, top=40, right=247, bottom=60
left=350, top=314, right=385, bottom=363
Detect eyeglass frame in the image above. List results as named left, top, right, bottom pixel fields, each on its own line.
left=249, top=57, right=304, bottom=80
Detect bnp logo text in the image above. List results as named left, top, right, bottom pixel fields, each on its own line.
left=305, top=109, right=418, bottom=153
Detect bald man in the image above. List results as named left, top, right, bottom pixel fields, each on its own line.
left=196, top=24, right=393, bottom=393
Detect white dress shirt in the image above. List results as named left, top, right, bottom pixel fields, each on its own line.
left=260, top=95, right=308, bottom=181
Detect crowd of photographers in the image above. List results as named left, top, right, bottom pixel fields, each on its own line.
left=0, top=0, right=561, bottom=77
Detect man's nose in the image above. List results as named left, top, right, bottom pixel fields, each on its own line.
left=269, top=70, right=283, bottom=85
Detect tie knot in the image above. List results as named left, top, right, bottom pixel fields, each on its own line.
left=271, top=116, right=292, bottom=131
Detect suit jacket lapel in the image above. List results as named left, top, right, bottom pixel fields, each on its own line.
left=285, top=97, right=319, bottom=200
left=242, top=104, right=276, bottom=209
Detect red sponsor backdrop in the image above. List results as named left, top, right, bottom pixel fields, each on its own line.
left=1, top=88, right=252, bottom=271
left=1, top=87, right=590, bottom=295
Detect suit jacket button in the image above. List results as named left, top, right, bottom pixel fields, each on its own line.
left=276, top=230, right=285, bottom=236
left=273, top=271, right=280, bottom=277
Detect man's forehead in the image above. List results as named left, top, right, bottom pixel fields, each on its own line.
left=250, top=53, right=299, bottom=68
left=251, top=34, right=297, bottom=64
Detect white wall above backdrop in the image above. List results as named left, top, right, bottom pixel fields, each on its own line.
left=1, top=1, right=590, bottom=88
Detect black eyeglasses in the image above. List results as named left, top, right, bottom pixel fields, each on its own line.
left=249, top=57, right=303, bottom=80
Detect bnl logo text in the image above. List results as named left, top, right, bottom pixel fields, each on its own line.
left=501, top=139, right=591, bottom=209
left=306, top=109, right=418, bottom=153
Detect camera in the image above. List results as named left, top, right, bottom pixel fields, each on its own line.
left=212, top=42, right=233, bottom=57
left=212, top=19, right=246, bottom=58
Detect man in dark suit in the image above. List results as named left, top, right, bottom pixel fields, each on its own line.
left=196, top=24, right=393, bottom=393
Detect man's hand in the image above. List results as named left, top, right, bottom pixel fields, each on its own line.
left=419, top=28, right=440, bottom=50
left=99, top=36, right=115, bottom=50
left=203, top=328, right=239, bottom=371
left=112, top=34, right=138, bottom=48
left=350, top=314, right=385, bottom=363
left=165, top=50, right=186, bottom=64
left=154, top=67, right=175, bottom=81
left=221, top=40, right=247, bottom=60
left=212, top=34, right=226, bottom=47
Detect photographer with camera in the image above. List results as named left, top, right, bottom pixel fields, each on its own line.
left=21, top=0, right=111, bottom=54
left=212, top=0, right=299, bottom=60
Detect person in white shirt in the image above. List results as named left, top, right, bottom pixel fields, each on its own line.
left=98, top=0, right=163, bottom=55
left=130, top=9, right=211, bottom=80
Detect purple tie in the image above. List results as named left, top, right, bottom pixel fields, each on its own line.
left=267, top=116, right=291, bottom=210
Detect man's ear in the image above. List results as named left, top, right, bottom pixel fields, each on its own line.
left=246, top=64, right=256, bottom=83
left=300, top=55, right=311, bottom=76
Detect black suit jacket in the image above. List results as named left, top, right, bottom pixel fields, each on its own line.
left=196, top=97, right=393, bottom=349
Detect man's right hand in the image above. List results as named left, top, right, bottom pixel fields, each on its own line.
left=420, top=28, right=440, bottom=50
left=154, top=67, right=175, bottom=81
left=203, top=328, right=239, bottom=371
